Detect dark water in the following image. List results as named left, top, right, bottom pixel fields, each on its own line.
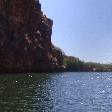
left=1, top=72, right=112, bottom=112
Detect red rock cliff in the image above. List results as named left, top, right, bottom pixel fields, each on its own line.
left=0, top=0, right=64, bottom=72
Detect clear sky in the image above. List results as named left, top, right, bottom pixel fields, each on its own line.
left=40, top=0, right=112, bottom=63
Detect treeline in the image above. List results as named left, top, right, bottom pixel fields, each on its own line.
left=64, top=55, right=112, bottom=72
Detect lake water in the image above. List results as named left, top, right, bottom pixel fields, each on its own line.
left=0, top=72, right=112, bottom=112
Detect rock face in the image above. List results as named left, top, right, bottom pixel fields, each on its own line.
left=0, top=0, right=63, bottom=72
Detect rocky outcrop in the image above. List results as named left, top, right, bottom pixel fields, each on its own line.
left=0, top=0, right=64, bottom=72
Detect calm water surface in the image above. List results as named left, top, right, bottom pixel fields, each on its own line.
left=0, top=72, right=112, bottom=112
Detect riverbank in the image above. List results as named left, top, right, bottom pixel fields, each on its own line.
left=63, top=55, right=112, bottom=72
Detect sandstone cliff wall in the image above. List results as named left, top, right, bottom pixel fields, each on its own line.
left=0, top=0, right=63, bottom=72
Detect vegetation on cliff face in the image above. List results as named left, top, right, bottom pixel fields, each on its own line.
left=64, top=55, right=112, bottom=72
left=0, top=0, right=64, bottom=72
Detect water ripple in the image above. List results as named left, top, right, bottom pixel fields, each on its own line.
left=0, top=72, right=112, bottom=112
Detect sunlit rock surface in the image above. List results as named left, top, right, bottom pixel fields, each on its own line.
left=0, top=0, right=63, bottom=72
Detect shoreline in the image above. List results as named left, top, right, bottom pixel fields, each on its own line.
left=0, top=69, right=112, bottom=74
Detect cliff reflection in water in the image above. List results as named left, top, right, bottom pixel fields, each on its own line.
left=0, top=73, right=55, bottom=111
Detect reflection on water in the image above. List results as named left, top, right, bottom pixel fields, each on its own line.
left=1, top=72, right=112, bottom=112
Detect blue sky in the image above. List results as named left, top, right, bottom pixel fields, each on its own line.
left=40, top=0, right=112, bottom=63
